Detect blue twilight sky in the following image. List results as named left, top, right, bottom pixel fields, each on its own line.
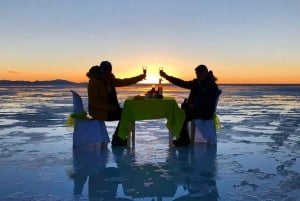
left=1, top=0, right=300, bottom=83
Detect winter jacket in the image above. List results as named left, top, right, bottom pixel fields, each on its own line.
left=88, top=73, right=144, bottom=121
left=164, top=72, right=221, bottom=120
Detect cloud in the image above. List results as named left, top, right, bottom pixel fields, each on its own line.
left=8, top=70, right=21, bottom=74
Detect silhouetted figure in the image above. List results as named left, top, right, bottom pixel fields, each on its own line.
left=160, top=65, right=221, bottom=146
left=87, top=61, right=146, bottom=146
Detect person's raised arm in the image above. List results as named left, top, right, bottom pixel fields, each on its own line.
left=114, top=73, right=146, bottom=87
left=160, top=70, right=193, bottom=89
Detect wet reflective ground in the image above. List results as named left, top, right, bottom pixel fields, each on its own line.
left=0, top=84, right=299, bottom=200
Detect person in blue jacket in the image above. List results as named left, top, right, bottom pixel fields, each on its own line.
left=160, top=64, right=221, bottom=146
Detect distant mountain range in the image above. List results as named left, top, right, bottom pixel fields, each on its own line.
left=0, top=79, right=87, bottom=85
left=0, top=79, right=162, bottom=86
left=1, top=79, right=297, bottom=86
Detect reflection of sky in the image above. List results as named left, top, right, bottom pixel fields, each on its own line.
left=0, top=84, right=299, bottom=200
left=232, top=125, right=281, bottom=134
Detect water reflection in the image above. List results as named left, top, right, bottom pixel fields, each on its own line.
left=69, top=147, right=120, bottom=200
left=69, top=144, right=218, bottom=201
left=166, top=144, right=219, bottom=201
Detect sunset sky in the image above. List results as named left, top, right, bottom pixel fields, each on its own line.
left=1, top=0, right=299, bottom=84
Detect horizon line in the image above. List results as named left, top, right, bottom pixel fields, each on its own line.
left=0, top=79, right=299, bottom=85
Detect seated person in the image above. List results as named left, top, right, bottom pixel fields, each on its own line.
left=87, top=61, right=146, bottom=146
left=160, top=64, right=221, bottom=146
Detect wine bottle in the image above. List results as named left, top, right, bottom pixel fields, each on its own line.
left=158, top=78, right=163, bottom=98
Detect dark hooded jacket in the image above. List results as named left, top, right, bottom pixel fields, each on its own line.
left=164, top=71, right=221, bottom=120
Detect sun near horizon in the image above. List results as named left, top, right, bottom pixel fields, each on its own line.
left=1, top=1, right=300, bottom=85
left=139, top=74, right=164, bottom=84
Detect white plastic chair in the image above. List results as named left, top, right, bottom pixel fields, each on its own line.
left=70, top=90, right=109, bottom=148
left=190, top=90, right=221, bottom=144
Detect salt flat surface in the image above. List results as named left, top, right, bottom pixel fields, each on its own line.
left=0, top=84, right=299, bottom=200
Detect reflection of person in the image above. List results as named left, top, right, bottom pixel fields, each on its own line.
left=88, top=164, right=120, bottom=200
left=160, top=65, right=221, bottom=146
left=111, top=147, right=178, bottom=199
left=87, top=61, right=146, bottom=146
left=169, top=144, right=219, bottom=201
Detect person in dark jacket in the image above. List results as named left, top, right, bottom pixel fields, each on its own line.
left=87, top=61, right=146, bottom=146
left=160, top=64, right=221, bottom=146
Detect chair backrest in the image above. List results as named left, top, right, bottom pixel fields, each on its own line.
left=71, top=90, right=84, bottom=114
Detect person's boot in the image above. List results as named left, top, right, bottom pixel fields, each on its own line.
left=173, top=127, right=191, bottom=146
left=111, top=133, right=127, bottom=146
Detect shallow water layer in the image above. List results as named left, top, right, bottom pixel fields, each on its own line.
left=0, top=84, right=299, bottom=200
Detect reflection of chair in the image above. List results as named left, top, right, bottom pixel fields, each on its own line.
left=71, top=148, right=109, bottom=195
left=71, top=90, right=109, bottom=148
left=190, top=90, right=221, bottom=144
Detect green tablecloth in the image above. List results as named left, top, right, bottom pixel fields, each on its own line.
left=118, top=97, right=185, bottom=140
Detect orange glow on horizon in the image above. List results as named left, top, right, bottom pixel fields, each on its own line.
left=3, top=72, right=300, bottom=84
left=1, top=63, right=300, bottom=84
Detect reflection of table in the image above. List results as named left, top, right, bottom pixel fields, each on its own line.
left=118, top=97, right=185, bottom=147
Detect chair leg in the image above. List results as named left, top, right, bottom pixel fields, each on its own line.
left=132, top=121, right=135, bottom=147
left=190, top=121, right=196, bottom=146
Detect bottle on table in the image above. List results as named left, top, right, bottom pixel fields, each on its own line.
left=151, top=85, right=156, bottom=97
left=158, top=78, right=163, bottom=98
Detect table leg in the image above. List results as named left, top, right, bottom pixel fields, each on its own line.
left=127, top=130, right=131, bottom=148
left=127, top=121, right=135, bottom=148
left=169, top=132, right=174, bottom=148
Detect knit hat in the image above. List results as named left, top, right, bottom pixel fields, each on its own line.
left=86, top=65, right=101, bottom=78
left=195, top=65, right=208, bottom=73
left=100, top=61, right=112, bottom=73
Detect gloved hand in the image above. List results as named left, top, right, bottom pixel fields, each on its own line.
left=141, top=73, right=146, bottom=80
left=159, top=70, right=167, bottom=78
